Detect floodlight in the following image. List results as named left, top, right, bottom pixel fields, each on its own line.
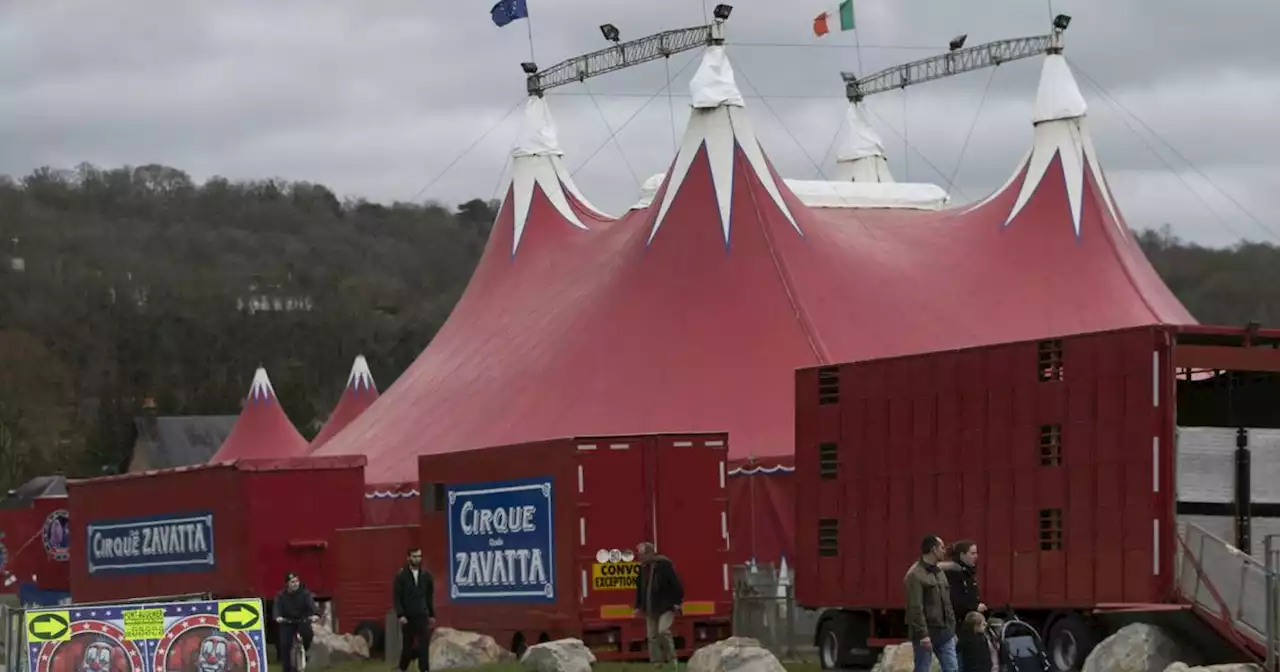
left=600, top=23, right=620, bottom=43
left=712, top=4, right=732, bottom=20
left=1053, top=14, right=1071, bottom=30
left=949, top=34, right=967, bottom=51
left=520, top=61, right=538, bottom=75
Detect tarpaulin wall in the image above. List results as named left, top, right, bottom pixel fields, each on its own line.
left=727, top=458, right=795, bottom=569
left=363, top=483, right=419, bottom=526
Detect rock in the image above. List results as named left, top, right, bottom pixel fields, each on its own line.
left=308, top=623, right=371, bottom=670
left=520, top=638, right=596, bottom=672
left=687, top=637, right=786, bottom=672
left=430, top=627, right=514, bottom=670
left=870, top=643, right=939, bottom=672
left=1083, top=624, right=1184, bottom=672
left=1162, top=660, right=1259, bottom=665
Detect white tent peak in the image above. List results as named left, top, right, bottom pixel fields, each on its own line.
left=1033, top=54, right=1087, bottom=124
left=505, top=95, right=608, bottom=256
left=346, top=355, right=377, bottom=393
left=966, top=54, right=1122, bottom=239
left=834, top=101, right=893, bottom=183
left=648, top=46, right=799, bottom=246
left=513, top=95, right=564, bottom=157
left=247, top=367, right=276, bottom=403
left=689, top=45, right=745, bottom=109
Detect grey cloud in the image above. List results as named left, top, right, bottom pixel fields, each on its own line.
left=1, top=0, right=1276, bottom=246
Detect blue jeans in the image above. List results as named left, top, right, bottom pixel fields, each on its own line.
left=913, top=634, right=958, bottom=672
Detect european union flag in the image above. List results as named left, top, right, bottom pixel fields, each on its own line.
left=490, top=0, right=529, bottom=27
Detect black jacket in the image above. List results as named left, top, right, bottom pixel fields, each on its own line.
left=273, top=586, right=318, bottom=621
left=956, top=629, right=992, bottom=672
left=393, top=565, right=435, bottom=619
left=634, top=555, right=684, bottom=616
left=945, top=562, right=981, bottom=619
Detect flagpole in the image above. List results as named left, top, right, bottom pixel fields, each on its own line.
left=524, top=13, right=537, bottom=63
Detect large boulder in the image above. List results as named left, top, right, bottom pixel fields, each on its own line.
left=520, top=638, right=596, bottom=672
left=308, top=623, right=372, bottom=670
left=429, top=627, right=514, bottom=670
left=870, top=643, right=939, bottom=672
left=1082, top=624, right=1184, bottom=672
left=687, top=637, right=786, bottom=672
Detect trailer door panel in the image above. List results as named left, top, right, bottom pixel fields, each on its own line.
left=576, top=438, right=648, bottom=617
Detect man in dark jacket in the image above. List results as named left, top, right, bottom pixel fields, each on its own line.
left=632, top=542, right=684, bottom=667
left=904, top=534, right=958, bottom=672
left=273, top=572, right=319, bottom=672
left=393, top=548, right=435, bottom=672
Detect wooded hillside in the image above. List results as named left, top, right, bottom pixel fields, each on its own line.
left=1, top=164, right=1276, bottom=490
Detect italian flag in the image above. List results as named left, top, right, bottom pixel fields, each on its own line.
left=813, top=0, right=855, bottom=37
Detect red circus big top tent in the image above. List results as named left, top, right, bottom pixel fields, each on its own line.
left=313, top=43, right=1194, bottom=567
left=208, top=367, right=309, bottom=463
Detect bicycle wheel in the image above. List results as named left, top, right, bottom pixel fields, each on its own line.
left=294, top=637, right=307, bottom=672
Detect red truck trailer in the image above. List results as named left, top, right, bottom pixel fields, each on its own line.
left=0, top=477, right=71, bottom=603
left=68, top=456, right=366, bottom=604
left=391, top=433, right=734, bottom=660
left=794, top=325, right=1280, bottom=671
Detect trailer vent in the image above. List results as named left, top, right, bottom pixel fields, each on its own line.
left=818, top=442, right=839, bottom=479
left=817, top=367, right=840, bottom=405
left=817, top=518, right=839, bottom=557
left=1038, top=508, right=1063, bottom=550
left=1038, top=424, right=1063, bottom=467
left=1037, top=339, right=1065, bottom=382
left=422, top=483, right=447, bottom=514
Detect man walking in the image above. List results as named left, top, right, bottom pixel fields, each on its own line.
left=393, top=548, right=435, bottom=672
left=905, top=534, right=959, bottom=672
left=632, top=541, right=684, bottom=668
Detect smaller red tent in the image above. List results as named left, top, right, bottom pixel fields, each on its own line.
left=207, top=367, right=308, bottom=462
left=310, top=355, right=379, bottom=452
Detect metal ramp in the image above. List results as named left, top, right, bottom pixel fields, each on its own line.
left=1175, top=521, right=1280, bottom=667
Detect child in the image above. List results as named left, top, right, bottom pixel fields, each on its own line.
left=957, top=610, right=993, bottom=672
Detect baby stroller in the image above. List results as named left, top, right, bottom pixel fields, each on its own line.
left=986, top=609, right=1050, bottom=672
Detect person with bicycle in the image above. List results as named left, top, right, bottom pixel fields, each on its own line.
left=274, top=572, right=319, bottom=672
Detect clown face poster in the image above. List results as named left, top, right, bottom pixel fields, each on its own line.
left=24, top=599, right=268, bottom=672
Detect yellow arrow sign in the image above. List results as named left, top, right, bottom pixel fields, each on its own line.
left=218, top=600, right=262, bottom=632
left=26, top=611, right=71, bottom=642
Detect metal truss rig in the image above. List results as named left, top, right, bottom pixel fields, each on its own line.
left=842, top=31, right=1061, bottom=102
left=526, top=22, right=724, bottom=96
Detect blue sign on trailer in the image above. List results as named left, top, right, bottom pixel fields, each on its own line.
left=86, top=511, right=215, bottom=575
left=447, top=476, right=555, bottom=603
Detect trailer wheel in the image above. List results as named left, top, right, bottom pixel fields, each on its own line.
left=817, top=612, right=872, bottom=670
left=1045, top=613, right=1095, bottom=672
left=354, top=620, right=385, bottom=656
left=511, top=633, right=528, bottom=658
left=818, top=622, right=843, bottom=670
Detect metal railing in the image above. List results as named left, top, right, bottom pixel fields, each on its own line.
left=730, top=564, right=816, bottom=660
left=1175, top=521, right=1271, bottom=659
left=1265, top=535, right=1279, bottom=672
left=1, top=602, right=21, bottom=672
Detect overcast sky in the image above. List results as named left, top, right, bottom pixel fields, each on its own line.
left=3, top=0, right=1277, bottom=247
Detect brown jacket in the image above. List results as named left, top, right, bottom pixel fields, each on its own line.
left=904, top=558, right=957, bottom=642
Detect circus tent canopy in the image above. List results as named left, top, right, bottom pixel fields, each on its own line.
left=313, top=43, right=1194, bottom=491
left=310, top=355, right=379, bottom=453
left=208, top=367, right=309, bottom=462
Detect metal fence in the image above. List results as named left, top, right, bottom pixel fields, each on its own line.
left=1265, top=535, right=1279, bottom=672
left=1, top=602, right=22, bottom=672
left=730, top=564, right=817, bottom=661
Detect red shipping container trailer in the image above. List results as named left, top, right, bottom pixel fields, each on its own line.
left=331, top=523, right=421, bottom=653
left=68, top=456, right=366, bottom=604
left=413, top=433, right=733, bottom=660
left=0, top=479, right=71, bottom=598
left=794, top=325, right=1280, bottom=671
